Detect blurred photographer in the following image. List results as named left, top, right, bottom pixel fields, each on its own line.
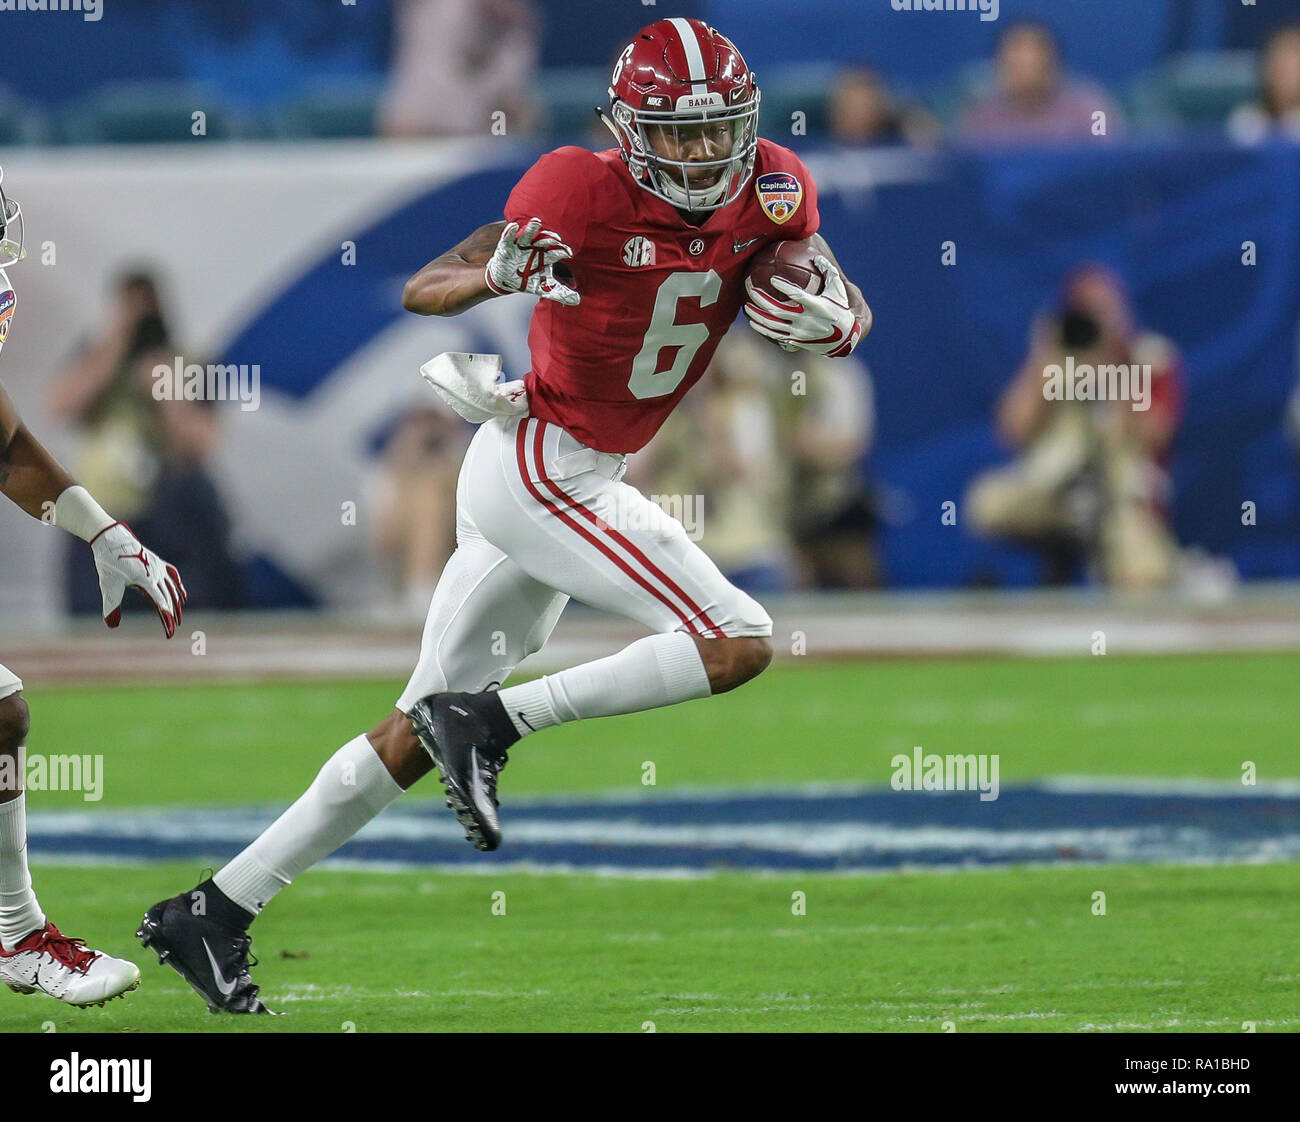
left=368, top=404, right=470, bottom=619
left=966, top=265, right=1182, bottom=590
left=49, top=271, right=169, bottom=524
left=50, top=269, right=241, bottom=612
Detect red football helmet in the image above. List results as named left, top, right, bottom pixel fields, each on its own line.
left=602, top=17, right=761, bottom=213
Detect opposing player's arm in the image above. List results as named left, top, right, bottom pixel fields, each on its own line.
left=402, top=221, right=509, bottom=318
left=808, top=233, right=872, bottom=340
left=0, top=380, right=73, bottom=518
left=0, top=379, right=186, bottom=635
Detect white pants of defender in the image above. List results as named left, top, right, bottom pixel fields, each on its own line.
left=395, top=416, right=772, bottom=712
left=0, top=665, right=20, bottom=703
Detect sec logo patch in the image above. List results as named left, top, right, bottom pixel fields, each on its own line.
left=755, top=172, right=803, bottom=225
left=622, top=236, right=656, bottom=267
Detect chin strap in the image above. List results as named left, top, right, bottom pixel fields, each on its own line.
left=594, top=106, right=622, bottom=147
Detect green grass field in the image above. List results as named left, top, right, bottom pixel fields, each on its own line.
left=6, top=652, right=1299, bottom=1032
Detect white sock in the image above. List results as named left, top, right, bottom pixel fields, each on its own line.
left=0, top=793, right=45, bottom=950
left=498, top=631, right=711, bottom=737
left=214, top=736, right=403, bottom=915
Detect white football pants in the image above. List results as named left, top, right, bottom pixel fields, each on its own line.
left=395, top=415, right=772, bottom=712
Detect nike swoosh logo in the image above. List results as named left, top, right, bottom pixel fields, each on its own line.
left=202, top=938, right=238, bottom=996
left=516, top=711, right=536, bottom=733
left=733, top=236, right=764, bottom=253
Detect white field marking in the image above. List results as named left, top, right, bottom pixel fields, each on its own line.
left=472, top=821, right=1233, bottom=855
left=654, top=997, right=998, bottom=1014
left=1062, top=978, right=1199, bottom=990
left=29, top=773, right=1300, bottom=832
left=934, top=985, right=1021, bottom=996
left=277, top=983, right=356, bottom=991
left=900, top=1011, right=1067, bottom=1023
left=25, top=776, right=1300, bottom=878
left=769, top=920, right=1019, bottom=936
left=654, top=1000, right=992, bottom=1016
left=25, top=850, right=1300, bottom=882
left=272, top=984, right=360, bottom=1003
left=269, top=984, right=554, bottom=1004
left=935, top=979, right=1206, bottom=997
left=54, top=813, right=1283, bottom=857
left=25, top=812, right=1283, bottom=856
left=1043, top=775, right=1300, bottom=797
left=650, top=1007, right=814, bottom=1016
left=866, top=1001, right=989, bottom=1011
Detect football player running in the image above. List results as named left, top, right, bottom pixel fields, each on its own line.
left=0, top=166, right=187, bottom=1006
left=139, top=17, right=870, bottom=1013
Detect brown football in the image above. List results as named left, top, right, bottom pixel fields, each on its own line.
left=746, top=239, right=824, bottom=302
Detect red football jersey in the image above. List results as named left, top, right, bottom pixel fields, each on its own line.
left=504, top=138, right=820, bottom=454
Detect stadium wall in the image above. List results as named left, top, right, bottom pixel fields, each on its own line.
left=0, top=139, right=1294, bottom=623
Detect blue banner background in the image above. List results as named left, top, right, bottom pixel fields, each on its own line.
left=219, top=141, right=1300, bottom=591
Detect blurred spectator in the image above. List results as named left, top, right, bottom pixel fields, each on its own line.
left=1228, top=23, right=1300, bottom=145
left=380, top=0, right=539, bottom=139
left=632, top=333, right=794, bottom=593
left=129, top=345, right=243, bottom=612
left=49, top=270, right=242, bottom=612
left=961, top=21, right=1126, bottom=145
left=966, top=265, right=1182, bottom=591
left=748, top=330, right=881, bottom=589
left=368, top=405, right=469, bottom=619
left=828, top=67, right=938, bottom=149
left=636, top=330, right=880, bottom=592
left=49, top=272, right=167, bottom=521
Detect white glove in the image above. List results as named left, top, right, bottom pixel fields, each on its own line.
left=89, top=523, right=187, bottom=638
left=420, top=352, right=529, bottom=424
left=744, top=254, right=864, bottom=358
left=484, top=218, right=580, bottom=306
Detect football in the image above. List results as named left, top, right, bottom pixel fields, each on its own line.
left=746, top=238, right=825, bottom=303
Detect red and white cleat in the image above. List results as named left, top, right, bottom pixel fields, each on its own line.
left=0, top=922, right=141, bottom=1007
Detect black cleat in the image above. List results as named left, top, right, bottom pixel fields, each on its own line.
left=409, top=690, right=519, bottom=852
left=137, top=892, right=274, bottom=1014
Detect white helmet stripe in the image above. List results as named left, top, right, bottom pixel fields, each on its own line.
left=668, top=17, right=709, bottom=82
